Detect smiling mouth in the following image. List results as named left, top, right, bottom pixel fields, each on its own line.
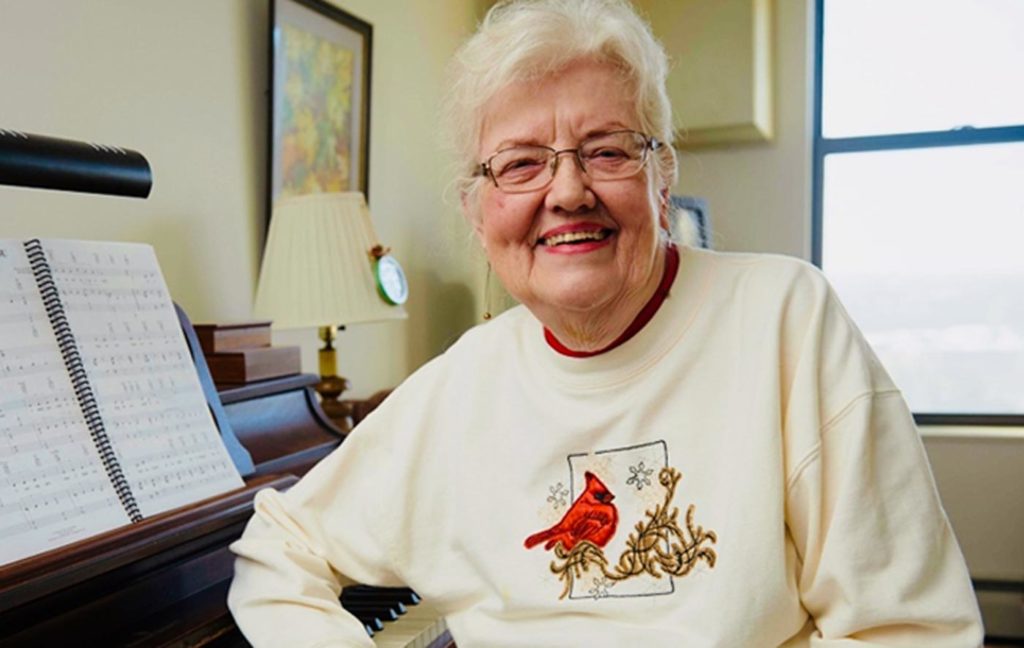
left=539, top=228, right=614, bottom=247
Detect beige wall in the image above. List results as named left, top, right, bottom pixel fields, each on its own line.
left=0, top=0, right=483, bottom=397
left=924, top=430, right=1024, bottom=581
left=655, top=0, right=812, bottom=257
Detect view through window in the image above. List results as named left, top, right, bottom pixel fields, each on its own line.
left=814, top=0, right=1024, bottom=418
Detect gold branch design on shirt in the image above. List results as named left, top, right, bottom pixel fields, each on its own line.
left=549, top=467, right=718, bottom=600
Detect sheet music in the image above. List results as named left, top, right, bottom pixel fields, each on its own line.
left=0, top=241, right=131, bottom=567
left=41, top=239, right=243, bottom=517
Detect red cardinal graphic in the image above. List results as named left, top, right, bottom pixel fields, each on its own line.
left=524, top=471, right=618, bottom=551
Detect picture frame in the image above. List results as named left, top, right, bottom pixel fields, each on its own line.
left=268, top=0, right=372, bottom=226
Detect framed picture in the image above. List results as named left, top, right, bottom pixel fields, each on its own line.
left=268, top=0, right=372, bottom=225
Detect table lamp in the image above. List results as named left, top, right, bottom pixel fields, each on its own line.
left=253, top=191, right=407, bottom=428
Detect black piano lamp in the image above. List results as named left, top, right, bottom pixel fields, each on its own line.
left=0, top=128, right=152, bottom=198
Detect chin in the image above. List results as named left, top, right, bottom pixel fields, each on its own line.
left=535, top=280, right=618, bottom=315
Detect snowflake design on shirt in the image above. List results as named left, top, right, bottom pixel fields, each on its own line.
left=588, top=576, right=615, bottom=600
left=626, top=461, right=654, bottom=491
left=547, top=482, right=569, bottom=509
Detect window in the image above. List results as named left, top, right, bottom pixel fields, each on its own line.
left=812, top=0, right=1024, bottom=423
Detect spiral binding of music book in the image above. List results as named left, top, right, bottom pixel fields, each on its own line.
left=23, top=238, right=144, bottom=523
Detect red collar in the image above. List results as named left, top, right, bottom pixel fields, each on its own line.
left=544, top=244, right=680, bottom=358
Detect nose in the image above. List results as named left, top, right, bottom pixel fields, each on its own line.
left=544, top=150, right=596, bottom=213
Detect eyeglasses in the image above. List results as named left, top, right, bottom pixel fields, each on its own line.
left=478, top=129, right=661, bottom=194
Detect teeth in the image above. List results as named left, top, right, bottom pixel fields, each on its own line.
left=543, top=230, right=609, bottom=246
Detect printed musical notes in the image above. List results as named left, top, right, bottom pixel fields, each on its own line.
left=0, top=240, right=130, bottom=565
left=0, top=239, right=243, bottom=567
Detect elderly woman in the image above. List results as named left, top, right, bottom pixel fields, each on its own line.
left=228, top=1, right=982, bottom=645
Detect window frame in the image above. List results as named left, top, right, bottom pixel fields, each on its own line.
left=811, top=0, right=1024, bottom=426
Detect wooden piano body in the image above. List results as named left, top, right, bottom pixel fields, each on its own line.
left=0, top=315, right=450, bottom=647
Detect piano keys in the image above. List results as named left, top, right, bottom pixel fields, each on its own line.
left=371, top=600, right=451, bottom=648
left=341, top=585, right=452, bottom=648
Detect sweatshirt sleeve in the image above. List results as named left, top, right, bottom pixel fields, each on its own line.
left=786, top=391, right=983, bottom=646
left=782, top=276, right=983, bottom=646
left=227, top=366, right=449, bottom=648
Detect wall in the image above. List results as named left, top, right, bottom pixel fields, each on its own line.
left=0, top=0, right=269, bottom=316
left=656, top=0, right=812, bottom=257
left=925, top=429, right=1024, bottom=581
left=0, top=0, right=483, bottom=397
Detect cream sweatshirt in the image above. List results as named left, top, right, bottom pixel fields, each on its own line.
left=228, top=248, right=983, bottom=647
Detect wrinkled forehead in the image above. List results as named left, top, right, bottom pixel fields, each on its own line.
left=476, top=59, right=640, bottom=158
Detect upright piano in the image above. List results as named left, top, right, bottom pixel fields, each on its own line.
left=0, top=314, right=451, bottom=647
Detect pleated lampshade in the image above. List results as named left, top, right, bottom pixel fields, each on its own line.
left=253, top=192, right=407, bottom=329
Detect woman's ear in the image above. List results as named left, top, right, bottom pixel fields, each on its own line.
left=658, top=186, right=671, bottom=232
left=461, top=190, right=487, bottom=249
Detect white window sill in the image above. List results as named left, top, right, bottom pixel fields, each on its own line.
left=920, top=425, right=1024, bottom=440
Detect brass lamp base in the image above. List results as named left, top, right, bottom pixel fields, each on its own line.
left=314, top=325, right=354, bottom=432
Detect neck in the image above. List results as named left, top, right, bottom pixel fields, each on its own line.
left=543, top=243, right=676, bottom=355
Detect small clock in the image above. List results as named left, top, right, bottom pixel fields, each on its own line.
left=374, top=254, right=408, bottom=305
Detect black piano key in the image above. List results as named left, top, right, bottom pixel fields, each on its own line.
left=345, top=599, right=407, bottom=615
left=342, top=585, right=421, bottom=606
left=346, top=590, right=418, bottom=608
left=344, top=603, right=400, bottom=621
left=350, top=613, right=385, bottom=632
left=341, top=582, right=429, bottom=641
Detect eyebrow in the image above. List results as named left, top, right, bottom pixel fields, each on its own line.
left=582, top=123, right=633, bottom=139
left=492, top=136, right=548, bottom=152
left=491, top=124, right=634, bottom=153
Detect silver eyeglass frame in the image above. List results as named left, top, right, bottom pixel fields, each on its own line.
left=476, top=129, right=662, bottom=193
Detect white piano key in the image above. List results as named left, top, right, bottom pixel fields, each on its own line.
left=371, top=600, right=447, bottom=648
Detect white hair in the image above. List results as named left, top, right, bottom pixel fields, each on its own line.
left=445, top=0, right=678, bottom=198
